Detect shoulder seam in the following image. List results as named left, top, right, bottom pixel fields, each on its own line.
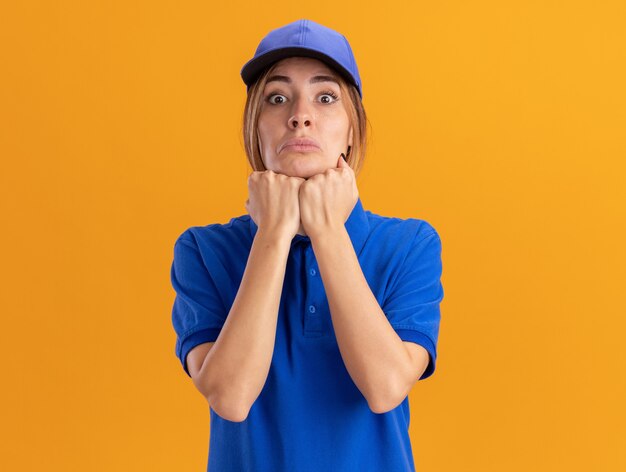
left=176, top=237, right=199, bottom=251
left=415, top=228, right=438, bottom=246
left=410, top=218, right=439, bottom=245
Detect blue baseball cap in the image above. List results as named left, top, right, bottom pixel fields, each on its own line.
left=240, top=19, right=363, bottom=99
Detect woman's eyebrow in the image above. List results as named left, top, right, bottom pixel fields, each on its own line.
left=266, top=74, right=339, bottom=86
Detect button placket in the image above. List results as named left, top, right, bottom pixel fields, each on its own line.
left=303, top=244, right=324, bottom=336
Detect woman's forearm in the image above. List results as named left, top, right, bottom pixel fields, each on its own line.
left=198, top=229, right=291, bottom=422
left=310, top=226, right=413, bottom=414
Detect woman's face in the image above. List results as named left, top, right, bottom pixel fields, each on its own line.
left=257, top=57, right=353, bottom=179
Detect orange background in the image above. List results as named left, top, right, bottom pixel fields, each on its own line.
left=1, top=1, right=625, bottom=471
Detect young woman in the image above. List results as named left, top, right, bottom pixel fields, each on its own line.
left=171, top=18, right=444, bottom=472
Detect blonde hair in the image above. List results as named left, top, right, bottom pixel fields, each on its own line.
left=242, top=60, right=368, bottom=177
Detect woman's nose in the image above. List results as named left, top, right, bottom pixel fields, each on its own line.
left=288, top=97, right=313, bottom=129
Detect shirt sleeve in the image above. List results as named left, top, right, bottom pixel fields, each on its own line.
left=382, top=227, right=444, bottom=380
left=170, top=232, right=227, bottom=377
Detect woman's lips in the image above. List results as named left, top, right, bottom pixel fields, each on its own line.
left=279, top=137, right=321, bottom=153
left=281, top=144, right=320, bottom=152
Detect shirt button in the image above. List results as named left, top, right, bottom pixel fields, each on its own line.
left=308, top=305, right=316, bottom=313
left=309, top=268, right=316, bottom=276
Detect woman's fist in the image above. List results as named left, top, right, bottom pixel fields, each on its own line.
left=298, top=154, right=358, bottom=239
left=245, top=170, right=306, bottom=240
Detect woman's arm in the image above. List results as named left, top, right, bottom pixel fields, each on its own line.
left=191, top=228, right=292, bottom=422
left=310, top=227, right=425, bottom=414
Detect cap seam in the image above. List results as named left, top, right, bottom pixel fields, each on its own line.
left=300, top=19, right=306, bottom=45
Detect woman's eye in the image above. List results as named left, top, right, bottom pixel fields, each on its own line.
left=319, top=91, right=339, bottom=104
left=267, top=94, right=286, bottom=105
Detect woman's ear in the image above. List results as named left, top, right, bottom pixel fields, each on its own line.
left=348, top=126, right=353, bottom=147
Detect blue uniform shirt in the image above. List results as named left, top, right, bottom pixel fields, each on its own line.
left=170, top=197, right=444, bottom=471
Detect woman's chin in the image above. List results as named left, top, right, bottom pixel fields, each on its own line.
left=295, top=169, right=322, bottom=180
left=281, top=160, right=326, bottom=179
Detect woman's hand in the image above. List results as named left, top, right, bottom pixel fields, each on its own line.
left=298, top=154, right=359, bottom=240
left=246, top=170, right=306, bottom=240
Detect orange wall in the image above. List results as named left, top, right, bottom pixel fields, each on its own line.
left=1, top=2, right=625, bottom=471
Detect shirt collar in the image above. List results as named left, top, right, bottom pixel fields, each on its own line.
left=248, top=196, right=370, bottom=255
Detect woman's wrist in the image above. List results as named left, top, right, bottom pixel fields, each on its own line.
left=255, top=226, right=294, bottom=246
